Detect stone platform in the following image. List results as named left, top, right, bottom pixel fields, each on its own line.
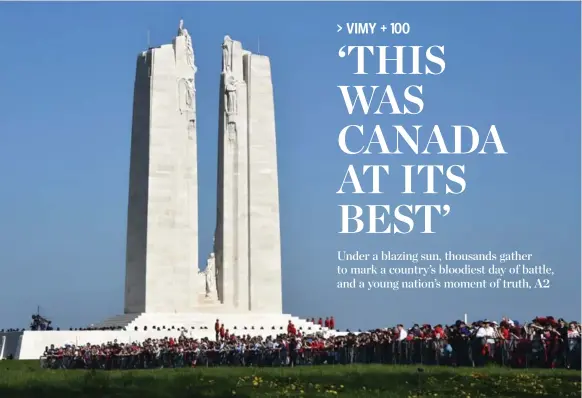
left=0, top=314, right=331, bottom=360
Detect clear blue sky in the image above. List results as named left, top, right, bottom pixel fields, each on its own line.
left=0, top=2, right=579, bottom=330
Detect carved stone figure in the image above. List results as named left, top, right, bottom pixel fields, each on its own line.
left=177, top=20, right=195, bottom=70
left=185, top=34, right=195, bottom=70
left=205, top=253, right=217, bottom=298
left=178, top=78, right=195, bottom=114
left=227, top=121, right=237, bottom=142
left=185, top=79, right=194, bottom=107
left=225, top=77, right=237, bottom=115
left=222, top=36, right=232, bottom=73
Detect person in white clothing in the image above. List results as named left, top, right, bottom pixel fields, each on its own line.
left=568, top=323, right=580, bottom=339
left=475, top=320, right=497, bottom=364
left=475, top=321, right=496, bottom=343
left=398, top=324, right=408, bottom=341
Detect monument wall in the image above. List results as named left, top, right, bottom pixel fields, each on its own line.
left=125, top=28, right=199, bottom=313
left=215, top=38, right=250, bottom=310
left=246, top=54, right=283, bottom=313
left=125, top=51, right=151, bottom=313
left=215, top=37, right=283, bottom=313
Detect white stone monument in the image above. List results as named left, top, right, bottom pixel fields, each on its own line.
left=0, top=22, right=328, bottom=360
left=105, top=23, right=285, bottom=321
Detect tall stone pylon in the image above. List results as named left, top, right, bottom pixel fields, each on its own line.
left=214, top=36, right=283, bottom=313
left=124, top=20, right=199, bottom=313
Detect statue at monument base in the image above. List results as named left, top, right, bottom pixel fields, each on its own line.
left=204, top=252, right=219, bottom=301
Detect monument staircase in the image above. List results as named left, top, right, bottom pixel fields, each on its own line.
left=94, top=313, right=332, bottom=338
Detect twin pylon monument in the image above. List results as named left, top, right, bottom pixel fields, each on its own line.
left=116, top=20, right=284, bottom=323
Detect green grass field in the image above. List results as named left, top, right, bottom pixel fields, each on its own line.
left=0, top=360, right=579, bottom=397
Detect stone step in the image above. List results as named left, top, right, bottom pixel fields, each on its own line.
left=94, top=313, right=330, bottom=336
left=91, top=314, right=141, bottom=328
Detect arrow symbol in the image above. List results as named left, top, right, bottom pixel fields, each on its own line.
left=337, top=24, right=342, bottom=33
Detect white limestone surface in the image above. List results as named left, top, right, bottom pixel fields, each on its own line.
left=214, top=37, right=283, bottom=314
left=246, top=54, right=283, bottom=313
left=125, top=29, right=199, bottom=314
left=215, top=37, right=251, bottom=311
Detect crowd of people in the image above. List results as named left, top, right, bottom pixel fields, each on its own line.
left=39, top=315, right=581, bottom=370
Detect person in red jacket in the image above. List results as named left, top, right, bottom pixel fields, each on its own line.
left=434, top=324, right=445, bottom=339
left=499, top=325, right=510, bottom=340
left=318, top=318, right=323, bottom=327
left=329, top=316, right=335, bottom=330
left=324, top=317, right=330, bottom=328
left=311, top=318, right=316, bottom=323
left=287, top=320, right=296, bottom=335
left=219, top=324, right=225, bottom=340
